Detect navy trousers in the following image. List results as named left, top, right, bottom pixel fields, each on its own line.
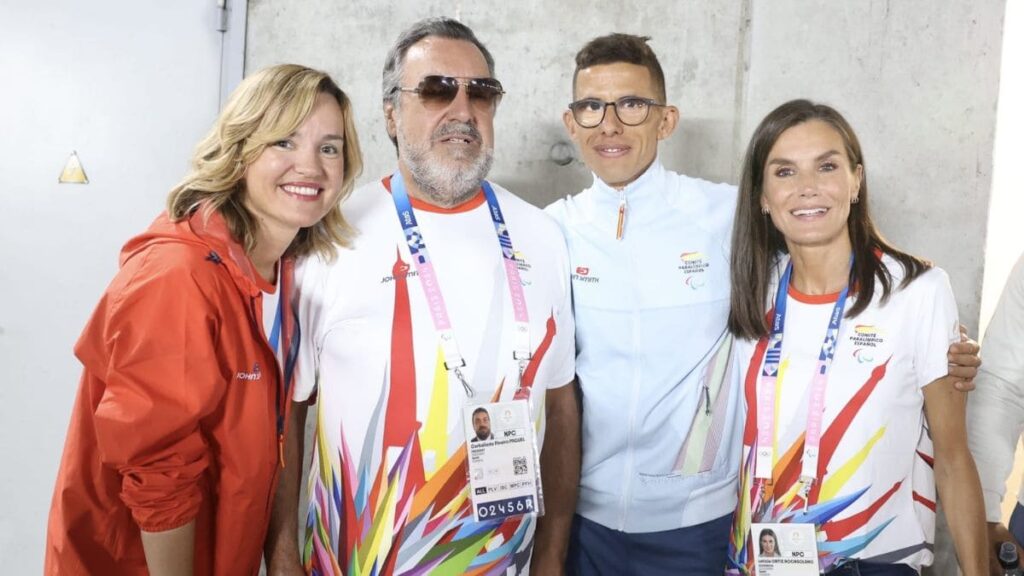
left=1011, top=501, right=1024, bottom=545
left=565, top=512, right=732, bottom=575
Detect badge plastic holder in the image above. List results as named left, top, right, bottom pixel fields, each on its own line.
left=463, top=393, right=545, bottom=522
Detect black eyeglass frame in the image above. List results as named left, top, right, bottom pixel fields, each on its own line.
left=567, top=96, right=666, bottom=128
left=392, top=75, right=506, bottom=107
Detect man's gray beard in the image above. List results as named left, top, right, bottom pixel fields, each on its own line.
left=398, top=126, right=493, bottom=208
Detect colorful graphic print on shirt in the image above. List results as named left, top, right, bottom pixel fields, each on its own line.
left=303, top=252, right=560, bottom=576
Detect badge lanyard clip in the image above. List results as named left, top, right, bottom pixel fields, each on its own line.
left=798, top=476, right=815, bottom=511
left=437, top=327, right=473, bottom=397
left=445, top=357, right=473, bottom=398
left=513, top=325, right=532, bottom=396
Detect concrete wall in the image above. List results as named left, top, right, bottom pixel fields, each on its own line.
left=246, top=0, right=1006, bottom=333
left=742, top=1, right=1005, bottom=335
left=247, top=1, right=748, bottom=204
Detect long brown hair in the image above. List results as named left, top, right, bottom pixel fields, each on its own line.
left=167, top=64, right=363, bottom=259
left=728, top=99, right=929, bottom=340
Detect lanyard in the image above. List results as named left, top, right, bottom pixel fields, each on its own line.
left=269, top=289, right=283, bottom=354
left=389, top=173, right=532, bottom=397
left=755, top=257, right=852, bottom=503
left=265, top=262, right=298, bottom=468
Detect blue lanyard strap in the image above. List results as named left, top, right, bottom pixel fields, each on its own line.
left=764, top=257, right=852, bottom=368
left=390, top=175, right=514, bottom=266
left=755, top=255, right=852, bottom=494
left=269, top=290, right=283, bottom=354
left=389, top=173, right=532, bottom=395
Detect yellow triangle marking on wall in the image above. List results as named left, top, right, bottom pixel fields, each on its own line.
left=59, top=151, right=89, bottom=184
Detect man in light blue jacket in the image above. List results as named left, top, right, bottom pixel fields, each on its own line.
left=545, top=33, right=982, bottom=575
left=544, top=33, right=741, bottom=574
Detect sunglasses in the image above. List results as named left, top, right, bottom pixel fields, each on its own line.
left=394, top=75, right=505, bottom=109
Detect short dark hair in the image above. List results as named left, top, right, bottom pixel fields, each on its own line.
left=728, top=99, right=930, bottom=340
left=572, top=33, right=666, bottom=102
left=472, top=407, right=489, bottom=418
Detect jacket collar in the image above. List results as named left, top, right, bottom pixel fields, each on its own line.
left=187, top=209, right=275, bottom=296
left=582, top=158, right=668, bottom=230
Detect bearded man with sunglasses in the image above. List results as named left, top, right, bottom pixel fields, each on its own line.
left=544, top=34, right=982, bottom=575
left=265, top=17, right=579, bottom=576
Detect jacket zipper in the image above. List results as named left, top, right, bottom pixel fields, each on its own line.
left=615, top=195, right=627, bottom=240
left=618, top=216, right=642, bottom=531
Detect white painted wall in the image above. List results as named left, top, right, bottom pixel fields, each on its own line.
left=0, top=2, right=233, bottom=571
left=981, top=0, right=1024, bottom=337
left=982, top=0, right=1024, bottom=538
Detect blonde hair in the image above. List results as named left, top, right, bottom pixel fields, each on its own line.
left=167, top=64, right=363, bottom=259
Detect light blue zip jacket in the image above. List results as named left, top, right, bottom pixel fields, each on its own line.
left=545, top=159, right=743, bottom=532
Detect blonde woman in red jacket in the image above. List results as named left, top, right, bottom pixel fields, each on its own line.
left=45, top=63, right=362, bottom=576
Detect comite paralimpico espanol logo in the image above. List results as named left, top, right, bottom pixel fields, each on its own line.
left=850, top=325, right=885, bottom=363
left=679, top=251, right=709, bottom=289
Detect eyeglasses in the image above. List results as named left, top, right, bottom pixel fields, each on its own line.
left=393, top=75, right=505, bottom=110
left=568, top=96, right=664, bottom=128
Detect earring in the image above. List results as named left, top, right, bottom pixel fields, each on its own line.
left=761, top=206, right=770, bottom=215
left=851, top=197, right=859, bottom=204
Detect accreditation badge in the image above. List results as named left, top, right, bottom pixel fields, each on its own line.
left=463, top=399, right=544, bottom=522
left=751, top=522, right=819, bottom=576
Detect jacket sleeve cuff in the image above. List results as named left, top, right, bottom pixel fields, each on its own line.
left=119, top=456, right=208, bottom=532
left=134, top=508, right=199, bottom=533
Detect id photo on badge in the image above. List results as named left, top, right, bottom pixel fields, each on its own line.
left=469, top=406, right=495, bottom=442
left=750, top=522, right=818, bottom=575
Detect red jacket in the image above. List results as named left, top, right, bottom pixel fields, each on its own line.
left=46, top=211, right=297, bottom=575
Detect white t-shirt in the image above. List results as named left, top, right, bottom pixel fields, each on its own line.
left=968, top=252, right=1024, bottom=521
left=294, top=177, right=575, bottom=575
left=728, top=255, right=959, bottom=573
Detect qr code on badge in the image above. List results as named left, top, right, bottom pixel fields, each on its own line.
left=513, top=456, right=528, bottom=475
